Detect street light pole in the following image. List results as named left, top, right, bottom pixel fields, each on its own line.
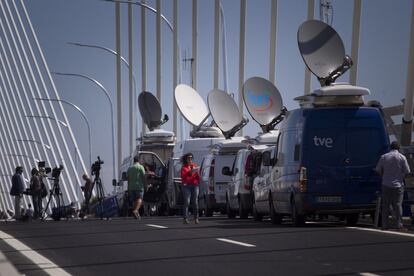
left=52, top=72, right=116, bottom=187
left=14, top=139, right=52, bottom=150
left=33, top=98, right=92, bottom=167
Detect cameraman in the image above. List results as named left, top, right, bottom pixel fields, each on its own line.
left=29, top=168, right=42, bottom=219
left=81, top=174, right=94, bottom=216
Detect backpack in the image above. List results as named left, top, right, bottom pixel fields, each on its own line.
left=40, top=182, right=48, bottom=198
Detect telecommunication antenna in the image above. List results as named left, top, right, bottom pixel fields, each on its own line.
left=242, top=77, right=286, bottom=133
left=207, top=89, right=248, bottom=139
left=174, top=84, right=223, bottom=138
left=319, top=0, right=333, bottom=25
left=138, top=91, right=168, bottom=131
left=182, top=49, right=195, bottom=87
left=297, top=20, right=353, bottom=86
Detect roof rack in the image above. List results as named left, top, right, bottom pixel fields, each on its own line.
left=294, top=83, right=370, bottom=108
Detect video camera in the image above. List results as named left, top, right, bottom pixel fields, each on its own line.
left=51, top=165, right=64, bottom=179
left=38, top=161, right=51, bottom=178
left=91, top=156, right=104, bottom=176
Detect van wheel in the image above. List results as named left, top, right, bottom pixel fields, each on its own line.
left=238, top=199, right=248, bottom=219
left=252, top=199, right=263, bottom=221
left=291, top=200, right=305, bottom=227
left=226, top=197, right=236, bottom=218
left=269, top=197, right=282, bottom=224
left=346, top=213, right=359, bottom=226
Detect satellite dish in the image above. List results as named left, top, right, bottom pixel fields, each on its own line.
left=174, top=84, right=210, bottom=127
left=297, top=20, right=352, bottom=86
left=242, top=77, right=286, bottom=132
left=207, top=89, right=248, bottom=139
left=138, top=91, right=168, bottom=131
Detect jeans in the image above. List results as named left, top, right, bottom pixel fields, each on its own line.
left=382, top=185, right=404, bottom=229
left=32, top=195, right=43, bottom=218
left=14, top=195, right=21, bottom=219
left=182, top=185, right=199, bottom=219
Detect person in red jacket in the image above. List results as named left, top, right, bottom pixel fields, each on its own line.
left=181, top=153, right=200, bottom=224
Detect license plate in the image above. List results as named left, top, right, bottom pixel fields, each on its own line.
left=316, top=196, right=342, bottom=203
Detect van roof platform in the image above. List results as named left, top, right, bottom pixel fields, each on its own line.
left=294, top=83, right=370, bottom=108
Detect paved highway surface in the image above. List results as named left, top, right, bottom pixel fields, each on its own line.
left=1, top=216, right=414, bottom=276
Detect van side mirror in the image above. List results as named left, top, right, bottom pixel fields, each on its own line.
left=222, top=166, right=232, bottom=176
left=121, top=172, right=128, bottom=181
left=262, top=152, right=271, bottom=166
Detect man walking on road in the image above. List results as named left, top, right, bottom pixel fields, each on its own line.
left=127, top=156, right=147, bottom=220
left=376, top=141, right=411, bottom=231
left=10, top=166, right=25, bottom=220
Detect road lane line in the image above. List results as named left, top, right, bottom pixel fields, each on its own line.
left=0, top=230, right=70, bottom=276
left=146, top=224, right=168, bottom=229
left=347, top=227, right=414, bottom=238
left=216, top=238, right=256, bottom=247
left=360, top=273, right=381, bottom=276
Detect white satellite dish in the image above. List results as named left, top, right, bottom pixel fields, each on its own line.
left=174, top=84, right=223, bottom=138
left=138, top=91, right=168, bottom=131
left=297, top=20, right=352, bottom=86
left=242, top=77, right=286, bottom=132
left=207, top=89, right=248, bottom=139
left=174, top=84, right=210, bottom=127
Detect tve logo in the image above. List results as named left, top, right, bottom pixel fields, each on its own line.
left=313, top=136, right=333, bottom=148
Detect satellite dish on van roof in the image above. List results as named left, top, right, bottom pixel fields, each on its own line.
left=207, top=89, right=248, bottom=139
left=297, top=20, right=353, bottom=86
left=242, top=77, right=286, bottom=133
left=174, top=84, right=210, bottom=127
left=138, top=91, right=168, bottom=131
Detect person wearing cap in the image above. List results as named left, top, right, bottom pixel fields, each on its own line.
left=10, top=166, right=25, bottom=220
left=180, top=153, right=200, bottom=224
left=376, top=141, right=411, bottom=231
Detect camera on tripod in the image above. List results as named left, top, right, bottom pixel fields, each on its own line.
left=38, top=161, right=51, bottom=178
left=51, top=165, right=64, bottom=179
left=91, top=156, right=104, bottom=176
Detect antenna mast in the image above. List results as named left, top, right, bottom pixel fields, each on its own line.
left=319, top=0, right=333, bottom=25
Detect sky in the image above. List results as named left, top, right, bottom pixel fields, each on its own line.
left=17, top=0, right=413, bottom=193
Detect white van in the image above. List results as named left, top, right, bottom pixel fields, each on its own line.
left=164, top=137, right=224, bottom=214
left=224, top=145, right=267, bottom=218
left=198, top=138, right=248, bottom=216
left=252, top=145, right=278, bottom=221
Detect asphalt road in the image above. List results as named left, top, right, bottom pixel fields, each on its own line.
left=1, top=216, right=414, bottom=276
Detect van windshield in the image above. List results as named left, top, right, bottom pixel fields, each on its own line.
left=303, top=108, right=387, bottom=167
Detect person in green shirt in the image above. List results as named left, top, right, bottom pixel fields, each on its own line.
left=127, top=156, right=147, bottom=220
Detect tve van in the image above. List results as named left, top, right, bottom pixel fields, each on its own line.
left=268, top=86, right=389, bottom=226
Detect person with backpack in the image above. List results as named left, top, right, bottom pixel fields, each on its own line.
left=29, top=168, right=42, bottom=219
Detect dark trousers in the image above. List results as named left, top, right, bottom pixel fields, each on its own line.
left=32, top=195, right=42, bottom=219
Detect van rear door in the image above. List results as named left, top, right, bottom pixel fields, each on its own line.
left=303, top=108, right=387, bottom=206
left=214, top=155, right=236, bottom=204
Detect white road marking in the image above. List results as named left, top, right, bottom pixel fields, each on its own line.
left=0, top=230, right=70, bottom=276
left=216, top=238, right=256, bottom=247
left=347, top=227, right=414, bottom=238
left=359, top=273, right=381, bottom=276
left=146, top=224, right=168, bottom=229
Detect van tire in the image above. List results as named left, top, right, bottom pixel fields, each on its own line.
left=269, top=197, right=282, bottom=224
left=252, top=199, right=263, bottom=221
left=346, top=213, right=359, bottom=226
left=238, top=198, right=248, bottom=219
left=226, top=197, right=236, bottom=218
left=291, top=199, right=305, bottom=227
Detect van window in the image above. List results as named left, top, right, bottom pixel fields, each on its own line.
left=294, top=144, right=300, bottom=161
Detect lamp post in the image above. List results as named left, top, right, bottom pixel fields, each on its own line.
left=14, top=139, right=52, bottom=151
left=67, top=42, right=138, bottom=152
left=52, top=72, right=116, bottom=186
left=5, top=153, right=39, bottom=163
left=33, top=98, right=92, bottom=167
left=25, top=114, right=68, bottom=128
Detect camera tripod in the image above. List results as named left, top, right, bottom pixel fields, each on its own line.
left=42, top=178, right=64, bottom=221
